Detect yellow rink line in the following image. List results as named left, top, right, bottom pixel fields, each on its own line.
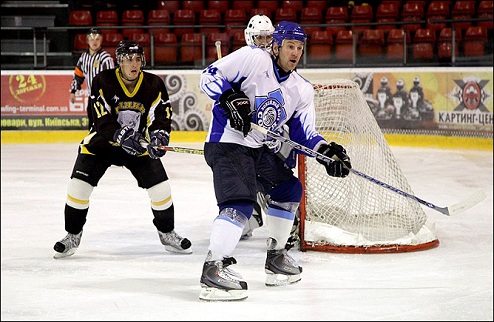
left=1, top=131, right=492, bottom=151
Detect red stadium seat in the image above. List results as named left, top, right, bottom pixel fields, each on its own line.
left=282, top=1, right=304, bottom=13
left=148, top=9, right=171, bottom=37
left=477, top=1, right=494, bottom=31
left=426, top=1, right=451, bottom=34
left=72, top=34, right=87, bottom=54
left=306, top=1, right=328, bottom=12
left=156, top=1, right=180, bottom=15
left=350, top=5, right=373, bottom=33
left=206, top=32, right=230, bottom=62
left=232, top=1, right=255, bottom=14
left=452, top=1, right=476, bottom=36
left=182, top=1, right=205, bottom=14
left=375, top=3, right=399, bottom=32
left=250, top=8, right=274, bottom=20
left=463, top=26, right=488, bottom=57
left=358, top=29, right=385, bottom=59
left=274, top=8, right=297, bottom=25
left=224, top=9, right=247, bottom=38
left=154, top=33, right=178, bottom=64
left=121, top=10, right=145, bottom=38
left=308, top=30, right=333, bottom=63
left=300, top=7, right=323, bottom=36
left=69, top=10, right=93, bottom=26
left=334, top=29, right=354, bottom=62
left=412, top=28, right=435, bottom=60
left=232, top=32, right=246, bottom=51
left=401, top=2, right=425, bottom=35
left=180, top=33, right=202, bottom=63
left=437, top=27, right=461, bottom=60
left=325, top=6, right=348, bottom=36
left=173, top=9, right=196, bottom=39
left=96, top=10, right=119, bottom=34
left=207, top=1, right=229, bottom=12
left=198, top=9, right=222, bottom=37
left=386, top=28, right=407, bottom=61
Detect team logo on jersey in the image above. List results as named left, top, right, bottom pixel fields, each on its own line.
left=255, top=89, right=286, bottom=130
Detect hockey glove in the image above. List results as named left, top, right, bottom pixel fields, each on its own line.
left=219, top=89, right=253, bottom=137
left=147, top=129, right=170, bottom=159
left=113, top=126, right=147, bottom=156
left=317, top=142, right=352, bottom=178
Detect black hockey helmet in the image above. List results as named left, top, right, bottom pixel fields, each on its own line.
left=115, top=40, right=146, bottom=66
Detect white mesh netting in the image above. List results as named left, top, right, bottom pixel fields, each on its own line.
left=300, top=79, right=438, bottom=252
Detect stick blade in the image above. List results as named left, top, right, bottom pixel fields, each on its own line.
left=447, top=188, right=486, bottom=216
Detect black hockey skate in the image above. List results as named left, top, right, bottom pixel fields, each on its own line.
left=199, top=253, right=248, bottom=301
left=53, top=230, right=83, bottom=259
left=265, top=238, right=302, bottom=286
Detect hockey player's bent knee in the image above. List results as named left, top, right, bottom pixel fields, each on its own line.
left=66, top=178, right=94, bottom=210
left=147, top=181, right=172, bottom=211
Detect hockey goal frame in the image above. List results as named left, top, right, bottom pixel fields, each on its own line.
left=297, top=80, right=440, bottom=254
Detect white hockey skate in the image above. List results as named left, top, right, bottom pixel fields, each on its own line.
left=265, top=238, right=302, bottom=286
left=199, top=254, right=248, bottom=301
left=158, top=230, right=192, bottom=254
left=53, top=230, right=83, bottom=259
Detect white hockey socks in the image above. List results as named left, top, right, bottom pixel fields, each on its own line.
left=266, top=207, right=296, bottom=250
left=208, top=208, right=247, bottom=261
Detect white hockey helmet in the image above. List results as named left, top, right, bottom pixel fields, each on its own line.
left=244, top=14, right=275, bottom=47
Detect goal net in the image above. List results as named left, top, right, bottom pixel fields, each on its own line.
left=298, top=79, right=439, bottom=253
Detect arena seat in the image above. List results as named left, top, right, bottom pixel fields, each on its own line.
left=437, top=27, right=460, bottom=60
left=232, top=32, right=246, bottom=51
left=173, top=9, right=196, bottom=39
left=206, top=32, right=230, bottom=62
left=477, top=1, right=493, bottom=31
left=103, top=32, right=123, bottom=61
left=375, top=2, right=399, bottom=32
left=412, top=28, right=435, bottom=60
left=386, top=28, right=406, bottom=61
left=96, top=10, right=119, bottom=34
left=325, top=6, right=348, bottom=36
left=307, top=30, right=333, bottom=63
left=180, top=33, right=202, bottom=63
left=426, top=1, right=451, bottom=34
left=121, top=10, right=145, bottom=38
left=300, top=7, right=323, bottom=37
left=72, top=34, right=87, bottom=54
left=232, top=1, right=255, bottom=14
left=69, top=10, right=93, bottom=27
left=401, top=2, right=425, bottom=35
left=182, top=1, right=205, bottom=14
left=224, top=9, right=247, bottom=39
left=358, top=29, right=385, bottom=60
left=306, top=1, right=328, bottom=12
left=334, top=29, right=354, bottom=62
left=127, top=32, right=150, bottom=62
left=350, top=4, right=373, bottom=33
left=207, top=1, right=229, bottom=12
left=154, top=32, right=178, bottom=64
left=274, top=8, right=297, bottom=25
left=282, top=1, right=304, bottom=14
left=463, top=26, right=488, bottom=57
left=148, top=9, right=171, bottom=37
left=156, top=1, right=180, bottom=15
left=452, top=1, right=476, bottom=36
left=198, top=9, right=222, bottom=37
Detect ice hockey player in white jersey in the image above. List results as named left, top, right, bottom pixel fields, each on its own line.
left=198, top=21, right=352, bottom=301
left=241, top=14, right=300, bottom=249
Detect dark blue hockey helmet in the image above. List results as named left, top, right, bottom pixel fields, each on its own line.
left=272, top=21, right=307, bottom=47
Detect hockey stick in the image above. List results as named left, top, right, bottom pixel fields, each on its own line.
left=250, top=123, right=486, bottom=216
left=140, top=141, right=204, bottom=155
left=215, top=40, right=222, bottom=59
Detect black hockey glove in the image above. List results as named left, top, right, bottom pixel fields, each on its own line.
left=113, top=126, right=147, bottom=156
left=317, top=142, right=352, bottom=178
left=219, top=89, right=253, bottom=137
left=147, top=129, right=170, bottom=159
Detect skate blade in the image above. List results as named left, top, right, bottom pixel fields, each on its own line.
left=53, top=248, right=77, bottom=259
left=265, top=272, right=301, bottom=286
left=199, top=287, right=248, bottom=301
left=164, top=245, right=193, bottom=254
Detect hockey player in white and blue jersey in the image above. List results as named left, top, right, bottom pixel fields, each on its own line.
left=198, top=21, right=352, bottom=301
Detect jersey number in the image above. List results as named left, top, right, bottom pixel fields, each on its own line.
left=93, top=101, right=108, bottom=118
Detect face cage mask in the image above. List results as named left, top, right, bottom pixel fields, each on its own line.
left=117, top=53, right=146, bottom=67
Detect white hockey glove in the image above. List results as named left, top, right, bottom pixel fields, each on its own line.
left=317, top=142, right=352, bottom=178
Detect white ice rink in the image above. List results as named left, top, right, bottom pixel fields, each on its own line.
left=1, top=142, right=492, bottom=321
